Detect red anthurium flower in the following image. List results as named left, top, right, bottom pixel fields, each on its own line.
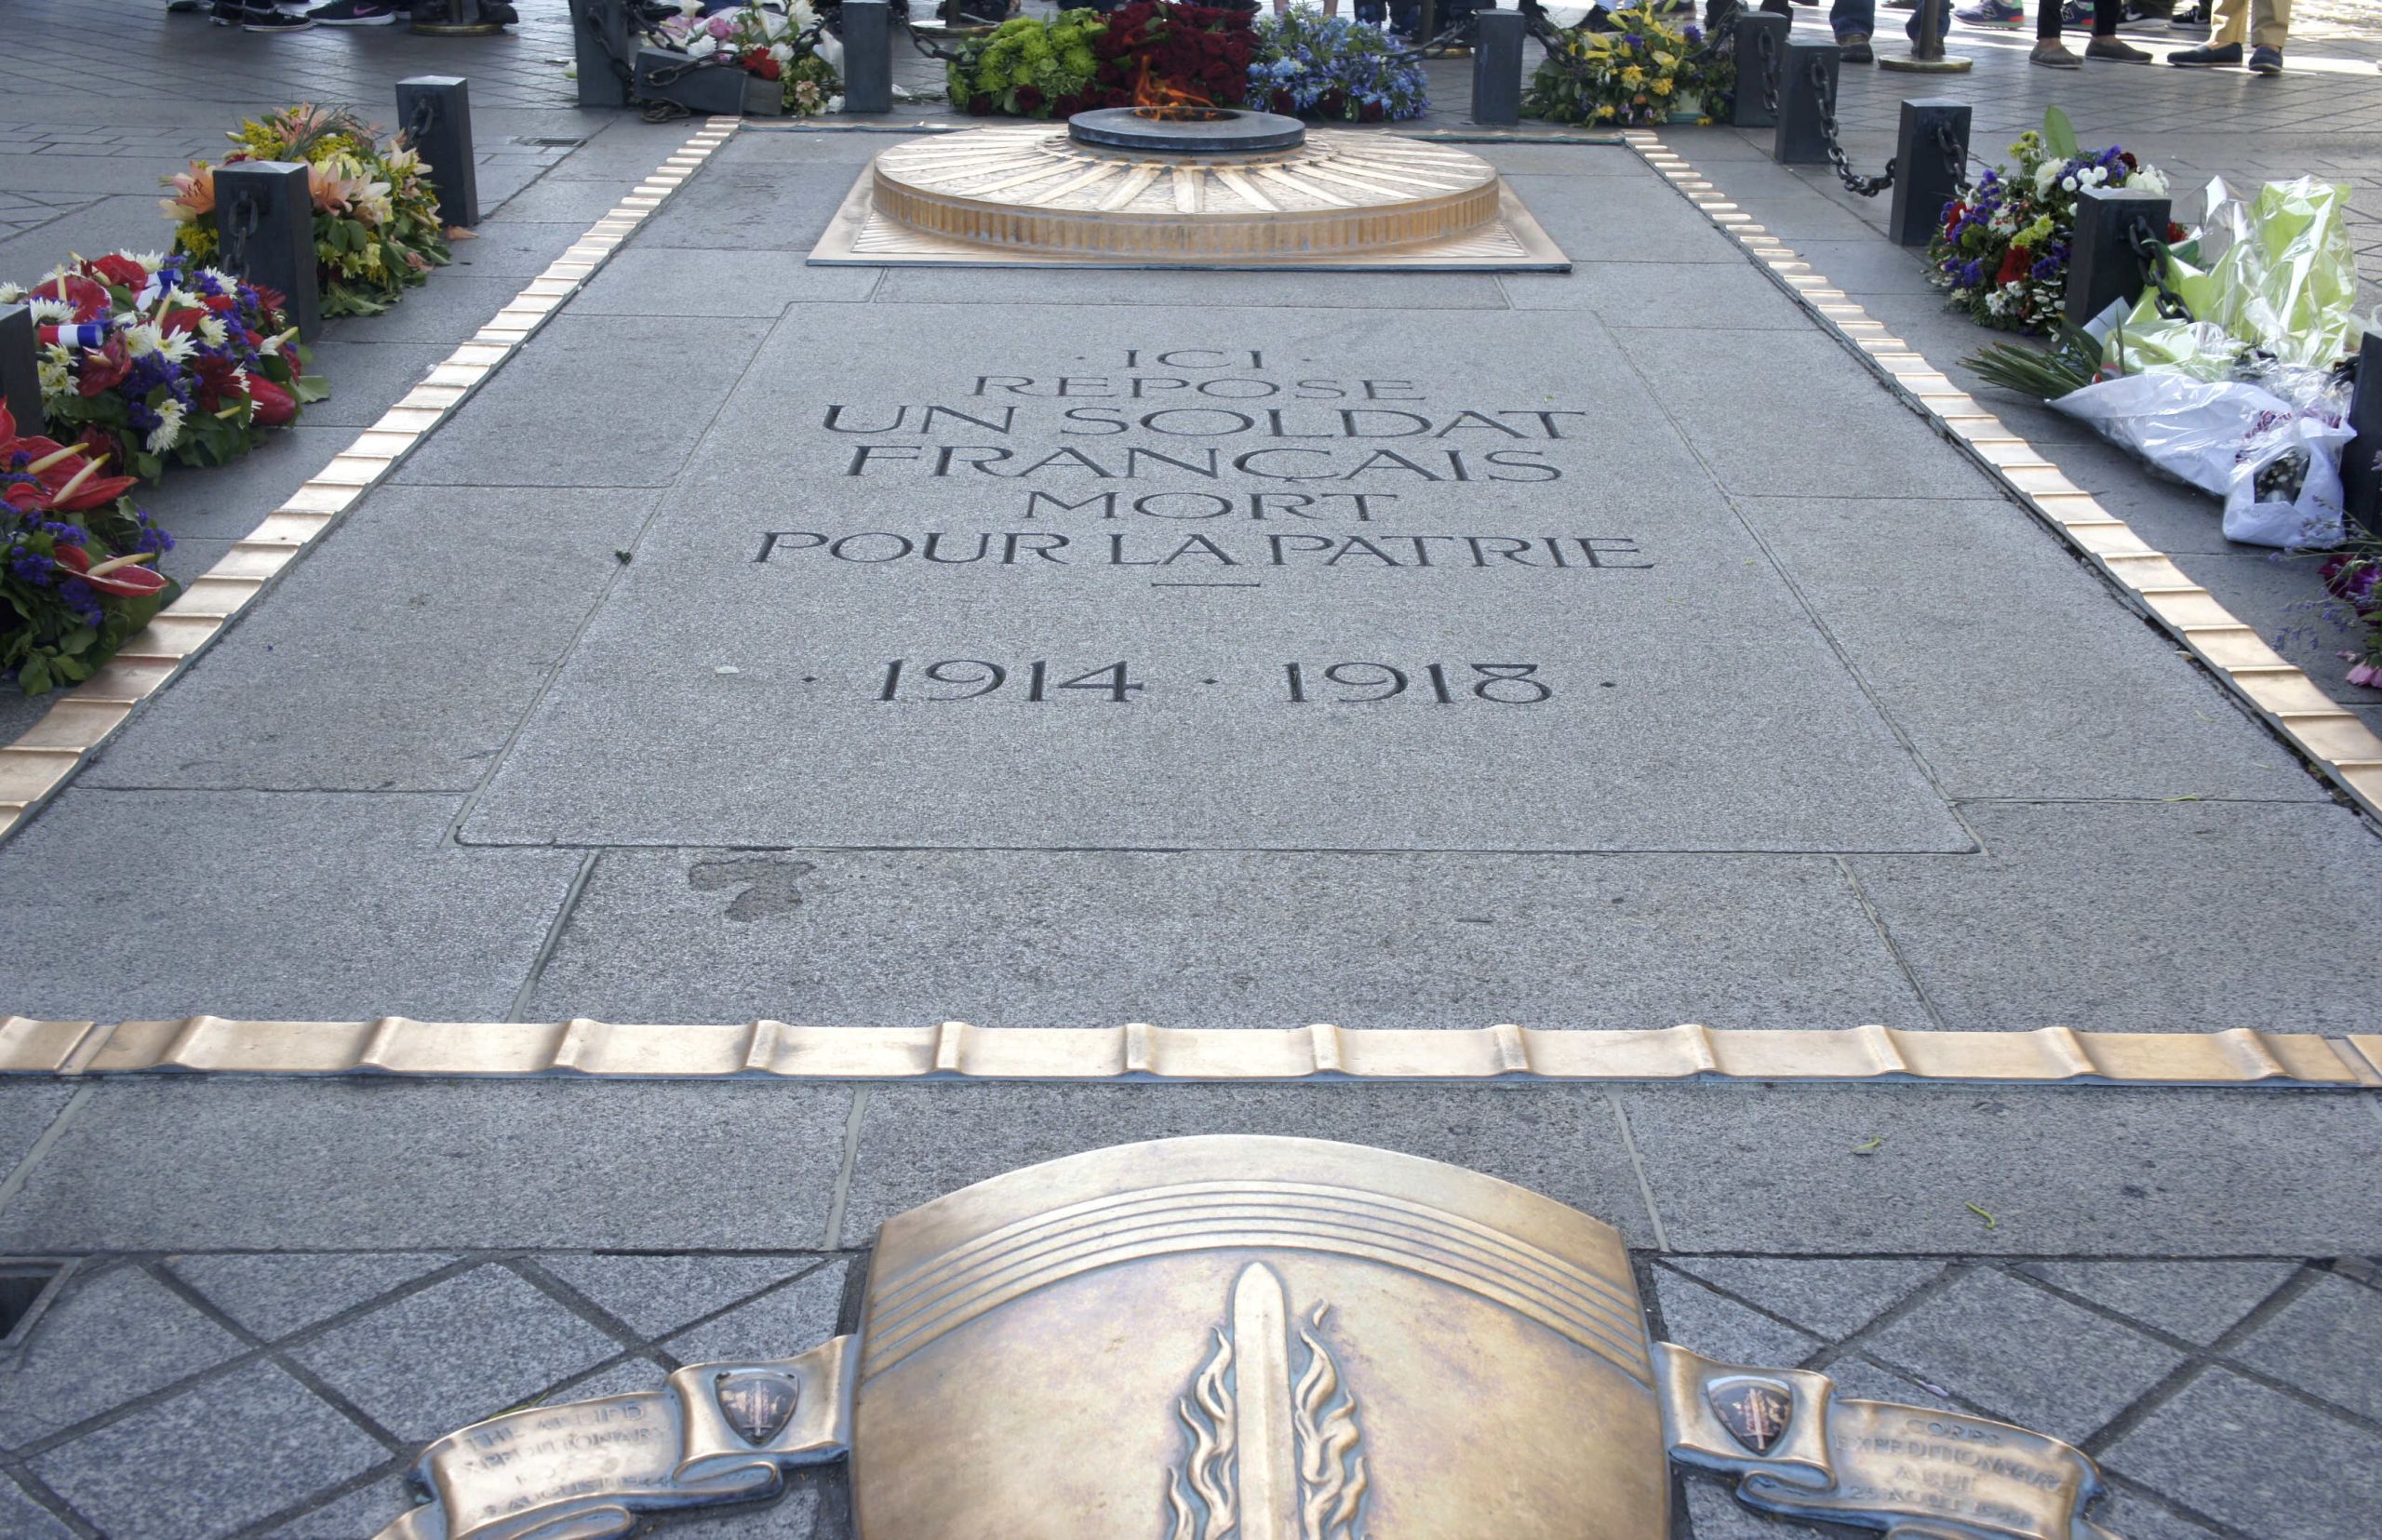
left=51, top=543, right=169, bottom=598
left=33, top=274, right=112, bottom=323
left=160, top=307, right=209, bottom=337
left=76, top=337, right=133, bottom=397
left=0, top=404, right=137, bottom=513
left=247, top=376, right=296, bottom=427
left=87, top=254, right=152, bottom=292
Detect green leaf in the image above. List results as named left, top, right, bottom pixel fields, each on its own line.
left=2041, top=105, right=2078, bottom=163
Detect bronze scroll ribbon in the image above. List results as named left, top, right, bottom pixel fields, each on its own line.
left=1657, top=1345, right=2124, bottom=1540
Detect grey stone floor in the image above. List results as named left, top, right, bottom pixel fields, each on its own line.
left=2, top=7, right=2382, bottom=1540
left=1672, top=5, right=2382, bottom=720
left=0, top=1229, right=2376, bottom=1538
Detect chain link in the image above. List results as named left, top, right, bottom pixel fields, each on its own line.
left=404, top=96, right=438, bottom=145
left=1755, top=24, right=1778, bottom=118
left=221, top=190, right=261, bottom=273
left=2126, top=219, right=2192, bottom=320
left=1808, top=55, right=1891, bottom=196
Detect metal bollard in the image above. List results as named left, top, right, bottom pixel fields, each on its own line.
left=2345, top=331, right=2382, bottom=535
left=214, top=161, right=322, bottom=342
left=1732, top=11, right=1787, bottom=129
left=1471, top=7, right=1524, bottom=126
left=568, top=0, right=633, bottom=109
left=1772, top=41, right=1839, bottom=166
left=0, top=304, right=42, bottom=437
left=841, top=0, right=892, bottom=114
left=633, top=47, right=753, bottom=114
left=395, top=76, right=478, bottom=228
left=1887, top=99, right=1968, bottom=247
left=2065, top=183, right=2171, bottom=328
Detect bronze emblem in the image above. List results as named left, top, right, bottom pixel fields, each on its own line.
left=1707, top=1378, right=1793, bottom=1455
left=375, top=1137, right=2126, bottom=1540
left=1164, top=1265, right=1369, bottom=1540
left=715, top=1371, right=799, bottom=1447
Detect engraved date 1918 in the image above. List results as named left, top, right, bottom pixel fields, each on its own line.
left=874, top=660, right=1552, bottom=703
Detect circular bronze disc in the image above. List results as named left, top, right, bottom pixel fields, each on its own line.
left=870, top=125, right=1503, bottom=260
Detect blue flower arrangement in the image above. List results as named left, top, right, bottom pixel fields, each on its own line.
left=1249, top=10, right=1427, bottom=122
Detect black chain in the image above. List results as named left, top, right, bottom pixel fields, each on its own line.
left=1388, top=16, right=1478, bottom=61
left=1934, top=119, right=1968, bottom=183
left=1808, top=55, right=1891, bottom=196
left=404, top=97, right=437, bottom=145
left=2126, top=219, right=2192, bottom=320
left=221, top=190, right=261, bottom=273
left=1755, top=25, right=1778, bottom=118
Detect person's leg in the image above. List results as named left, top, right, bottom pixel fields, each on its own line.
left=2169, top=0, right=2242, bottom=60
left=2247, top=0, right=2285, bottom=68
left=2030, top=0, right=2081, bottom=62
left=1831, top=0, right=1875, bottom=60
left=2086, top=0, right=2153, bottom=54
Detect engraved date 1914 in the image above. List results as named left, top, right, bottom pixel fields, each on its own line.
left=874, top=660, right=1552, bottom=703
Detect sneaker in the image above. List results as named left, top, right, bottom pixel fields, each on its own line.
left=241, top=5, right=316, bottom=24
left=2086, top=33, right=2152, bottom=58
left=167, top=0, right=205, bottom=11
left=2030, top=37, right=2081, bottom=63
left=2058, top=0, right=2090, bottom=20
left=1839, top=30, right=1874, bottom=60
left=307, top=0, right=397, bottom=20
left=1956, top=0, right=2025, bottom=27
left=2167, top=39, right=2240, bottom=62
left=2248, top=43, right=2282, bottom=73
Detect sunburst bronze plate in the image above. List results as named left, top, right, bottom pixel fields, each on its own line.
left=808, top=124, right=1569, bottom=272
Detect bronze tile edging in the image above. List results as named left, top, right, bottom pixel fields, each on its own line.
left=1623, top=130, right=2382, bottom=824
left=0, top=117, right=746, bottom=837
left=0, top=1015, right=2375, bottom=1087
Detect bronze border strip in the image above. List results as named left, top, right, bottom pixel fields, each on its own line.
left=0, top=117, right=746, bottom=838
left=1623, top=129, right=2382, bottom=822
left=0, top=1017, right=2375, bottom=1086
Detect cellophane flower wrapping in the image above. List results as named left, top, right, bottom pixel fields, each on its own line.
left=164, top=104, right=451, bottom=318
left=1249, top=9, right=1426, bottom=122
left=949, top=2, right=1253, bottom=118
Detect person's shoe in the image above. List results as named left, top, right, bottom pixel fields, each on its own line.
left=476, top=0, right=518, bottom=20
left=2058, top=0, right=2091, bottom=20
left=239, top=5, right=316, bottom=25
left=167, top=0, right=205, bottom=12
left=2030, top=37, right=2081, bottom=63
left=1885, top=0, right=1919, bottom=9
left=307, top=0, right=397, bottom=20
left=2167, top=39, right=2241, bottom=62
left=2085, top=33, right=2153, bottom=58
left=2248, top=43, right=2282, bottom=73
left=1838, top=30, right=1874, bottom=60
left=1956, top=0, right=2026, bottom=28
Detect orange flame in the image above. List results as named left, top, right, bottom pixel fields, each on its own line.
left=1131, top=59, right=1227, bottom=120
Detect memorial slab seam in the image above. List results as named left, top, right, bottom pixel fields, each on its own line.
left=0, top=116, right=747, bottom=841
left=1621, top=129, right=2382, bottom=827
left=0, top=1016, right=2376, bottom=1088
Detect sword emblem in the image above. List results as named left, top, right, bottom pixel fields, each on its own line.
left=1164, top=1264, right=1371, bottom=1540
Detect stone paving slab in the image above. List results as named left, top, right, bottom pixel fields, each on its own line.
left=519, top=848, right=1935, bottom=1032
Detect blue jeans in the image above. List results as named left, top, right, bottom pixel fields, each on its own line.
left=1829, top=0, right=1952, bottom=41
